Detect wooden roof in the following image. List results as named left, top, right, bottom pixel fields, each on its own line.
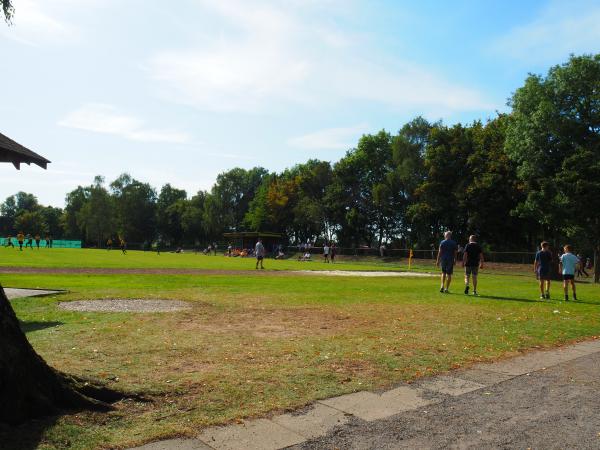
left=0, top=132, right=50, bottom=169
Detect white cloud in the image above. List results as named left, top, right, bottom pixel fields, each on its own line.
left=492, top=0, right=600, bottom=63
left=59, top=104, right=191, bottom=144
left=288, top=124, right=369, bottom=150
left=145, top=0, right=491, bottom=115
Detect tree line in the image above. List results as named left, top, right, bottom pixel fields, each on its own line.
left=2, top=55, right=599, bottom=265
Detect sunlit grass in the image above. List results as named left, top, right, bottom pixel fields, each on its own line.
left=0, top=252, right=599, bottom=449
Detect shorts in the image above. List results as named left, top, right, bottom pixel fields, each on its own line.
left=256, top=256, right=264, bottom=261
left=441, top=259, right=454, bottom=275
left=563, top=274, right=574, bottom=281
left=465, top=265, right=479, bottom=276
left=537, top=267, right=550, bottom=280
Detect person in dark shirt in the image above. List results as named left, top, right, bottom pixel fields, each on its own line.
left=462, top=235, right=484, bottom=296
left=436, top=231, right=458, bottom=293
left=534, top=241, right=552, bottom=299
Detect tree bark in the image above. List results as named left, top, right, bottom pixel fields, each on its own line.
left=0, top=285, right=112, bottom=424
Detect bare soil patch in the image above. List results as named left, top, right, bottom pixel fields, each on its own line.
left=59, top=299, right=191, bottom=313
left=176, top=307, right=366, bottom=338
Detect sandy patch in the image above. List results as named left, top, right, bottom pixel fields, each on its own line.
left=59, top=299, right=191, bottom=313
left=176, top=308, right=360, bottom=338
left=293, top=270, right=435, bottom=277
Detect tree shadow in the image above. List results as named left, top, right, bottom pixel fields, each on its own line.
left=0, top=416, right=59, bottom=450
left=19, top=321, right=63, bottom=333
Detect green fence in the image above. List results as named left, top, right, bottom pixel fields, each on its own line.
left=0, top=238, right=81, bottom=248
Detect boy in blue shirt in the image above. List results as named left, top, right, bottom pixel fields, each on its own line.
left=436, top=231, right=458, bottom=293
left=559, top=244, right=578, bottom=301
left=534, top=241, right=552, bottom=299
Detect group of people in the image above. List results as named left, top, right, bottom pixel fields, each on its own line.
left=436, top=231, right=590, bottom=301
left=4, top=233, right=53, bottom=250
left=296, top=242, right=338, bottom=262
left=436, top=232, right=484, bottom=295
left=106, top=237, right=127, bottom=254
left=534, top=243, right=591, bottom=301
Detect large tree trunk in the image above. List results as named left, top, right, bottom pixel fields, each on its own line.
left=0, top=285, right=113, bottom=424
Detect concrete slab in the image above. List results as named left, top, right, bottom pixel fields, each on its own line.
left=272, top=403, right=350, bottom=439
left=419, top=376, right=485, bottom=396
left=568, top=340, right=600, bottom=355
left=319, top=387, right=434, bottom=422
left=474, top=348, right=584, bottom=376
left=198, top=418, right=305, bottom=450
left=4, top=288, right=62, bottom=300
left=457, top=369, right=515, bottom=386
left=129, top=438, right=212, bottom=450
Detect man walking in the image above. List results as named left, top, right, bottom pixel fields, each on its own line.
left=463, top=235, right=484, bottom=296
left=560, top=245, right=578, bottom=301
left=436, top=231, right=458, bottom=293
left=255, top=238, right=265, bottom=270
left=534, top=241, right=552, bottom=299
left=323, top=242, right=330, bottom=263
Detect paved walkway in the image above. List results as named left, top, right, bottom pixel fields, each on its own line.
left=4, top=287, right=63, bottom=299
left=130, top=339, right=600, bottom=450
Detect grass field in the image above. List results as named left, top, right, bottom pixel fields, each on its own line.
left=1, top=248, right=599, bottom=449
left=0, top=247, right=410, bottom=271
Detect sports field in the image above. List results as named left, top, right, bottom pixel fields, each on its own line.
left=1, top=248, right=599, bottom=450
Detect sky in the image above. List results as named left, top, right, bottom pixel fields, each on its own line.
left=1, top=0, right=600, bottom=207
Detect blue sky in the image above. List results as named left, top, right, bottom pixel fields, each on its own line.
left=1, top=0, right=599, bottom=207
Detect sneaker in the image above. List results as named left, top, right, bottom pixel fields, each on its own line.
left=473, top=291, right=478, bottom=296
left=573, top=294, right=577, bottom=301
left=565, top=295, right=569, bottom=301
left=545, top=292, right=550, bottom=299
left=444, top=289, right=449, bottom=293
left=440, top=287, right=444, bottom=293
left=540, top=294, right=546, bottom=300
left=464, top=285, right=470, bottom=295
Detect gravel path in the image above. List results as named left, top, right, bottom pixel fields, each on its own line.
left=58, top=299, right=192, bottom=313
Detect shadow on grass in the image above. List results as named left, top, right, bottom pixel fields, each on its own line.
left=0, top=416, right=58, bottom=450
left=19, top=321, right=63, bottom=333
left=477, top=294, right=540, bottom=304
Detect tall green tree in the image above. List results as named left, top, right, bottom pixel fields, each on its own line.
left=204, top=167, right=268, bottom=235
left=156, top=184, right=187, bottom=244
left=40, top=206, right=64, bottom=239
left=181, top=191, right=207, bottom=244
left=77, top=176, right=114, bottom=247
left=14, top=210, right=47, bottom=236
left=110, top=173, right=157, bottom=244
left=64, top=186, right=88, bottom=240
left=505, top=54, right=600, bottom=281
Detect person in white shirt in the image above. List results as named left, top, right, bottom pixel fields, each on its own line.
left=255, top=238, right=265, bottom=269
left=323, top=243, right=330, bottom=263
left=559, top=244, right=578, bottom=301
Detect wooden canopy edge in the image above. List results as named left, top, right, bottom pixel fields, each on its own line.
left=0, top=133, right=50, bottom=170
